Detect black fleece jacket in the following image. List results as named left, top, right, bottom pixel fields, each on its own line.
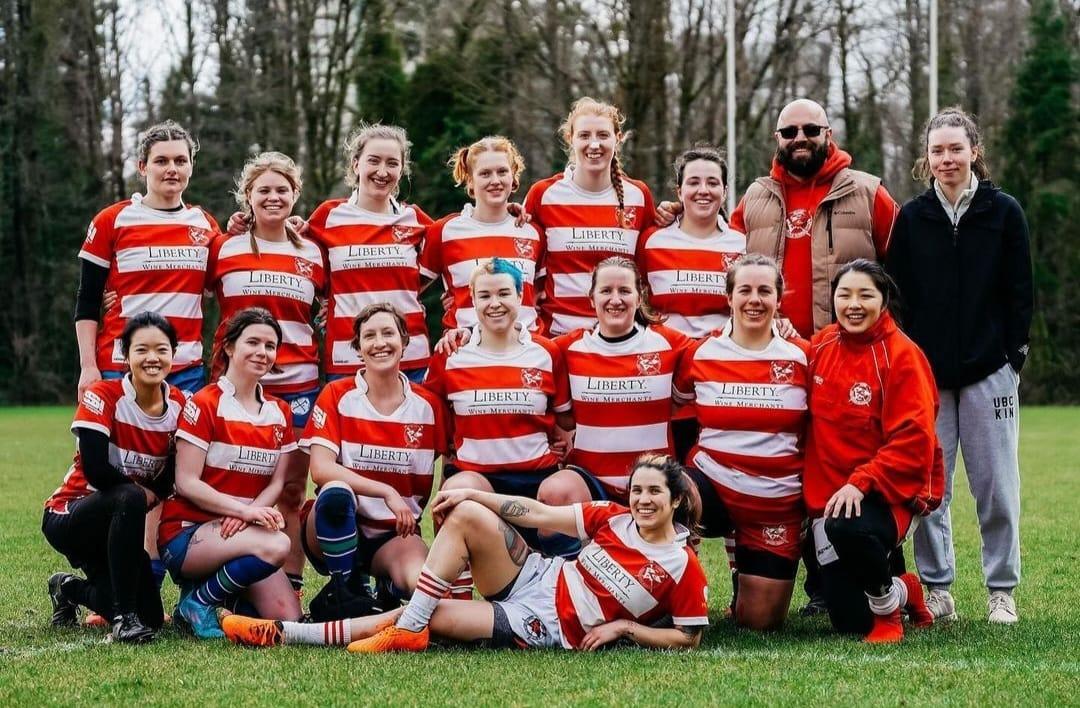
left=886, top=181, right=1033, bottom=390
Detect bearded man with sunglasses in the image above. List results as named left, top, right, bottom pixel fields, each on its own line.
left=730, top=99, right=898, bottom=339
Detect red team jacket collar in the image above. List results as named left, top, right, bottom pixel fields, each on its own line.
left=769, top=142, right=853, bottom=187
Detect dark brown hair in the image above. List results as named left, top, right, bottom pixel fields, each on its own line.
left=831, top=258, right=902, bottom=319
left=628, top=453, right=702, bottom=537
left=214, top=307, right=283, bottom=375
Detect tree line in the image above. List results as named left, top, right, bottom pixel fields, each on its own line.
left=0, top=0, right=1076, bottom=402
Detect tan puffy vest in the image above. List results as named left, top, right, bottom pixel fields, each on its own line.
left=741, top=168, right=880, bottom=332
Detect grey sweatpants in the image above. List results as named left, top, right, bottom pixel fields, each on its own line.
left=913, top=363, right=1021, bottom=591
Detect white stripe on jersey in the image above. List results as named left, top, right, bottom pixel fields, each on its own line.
left=261, top=363, right=320, bottom=389
left=691, top=450, right=802, bottom=498
left=202, top=441, right=282, bottom=476
left=648, top=268, right=728, bottom=297
left=339, top=440, right=436, bottom=477
left=112, top=199, right=214, bottom=230
left=327, top=243, right=418, bottom=271
left=456, top=432, right=551, bottom=467
left=561, top=562, right=609, bottom=632
left=575, top=543, right=661, bottom=616
left=663, top=312, right=729, bottom=339
left=551, top=313, right=598, bottom=335
left=278, top=320, right=314, bottom=347
left=116, top=245, right=208, bottom=273
left=112, top=397, right=186, bottom=432
left=107, top=443, right=167, bottom=480
left=120, top=292, right=201, bottom=319
left=332, top=290, right=423, bottom=318
left=568, top=373, right=672, bottom=403
left=551, top=272, right=593, bottom=299
left=545, top=226, right=638, bottom=255
left=537, top=177, right=648, bottom=208
left=216, top=234, right=322, bottom=263
left=698, top=428, right=800, bottom=458
left=694, top=380, right=807, bottom=410
left=219, top=270, right=316, bottom=303
left=574, top=422, right=668, bottom=453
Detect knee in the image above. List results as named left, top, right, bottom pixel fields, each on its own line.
left=277, top=482, right=306, bottom=512
left=440, top=471, right=488, bottom=493
left=824, top=516, right=860, bottom=549
left=314, top=482, right=356, bottom=523
left=537, top=472, right=588, bottom=507
left=734, top=605, right=785, bottom=632
left=256, top=531, right=292, bottom=566
left=111, top=484, right=148, bottom=514
left=443, top=499, right=488, bottom=528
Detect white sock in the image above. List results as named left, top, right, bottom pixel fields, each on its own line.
left=280, top=618, right=353, bottom=646
left=892, top=576, right=909, bottom=608
left=397, top=564, right=451, bottom=632
left=450, top=569, right=474, bottom=600
left=866, top=583, right=901, bottom=616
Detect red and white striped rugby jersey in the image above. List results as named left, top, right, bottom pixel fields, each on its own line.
left=45, top=377, right=186, bottom=514
left=208, top=234, right=327, bottom=395
left=419, top=206, right=544, bottom=332
left=525, top=170, right=655, bottom=336
left=639, top=218, right=746, bottom=338
left=306, top=196, right=432, bottom=374
left=79, top=196, right=219, bottom=373
left=556, top=325, right=690, bottom=498
left=159, top=377, right=296, bottom=545
left=299, top=372, right=447, bottom=537
left=673, top=323, right=810, bottom=500
left=555, top=501, right=709, bottom=649
left=423, top=325, right=570, bottom=473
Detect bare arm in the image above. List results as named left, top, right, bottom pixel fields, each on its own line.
left=579, top=619, right=703, bottom=651
left=75, top=320, right=101, bottom=398
left=432, top=488, right=579, bottom=537
left=174, top=439, right=282, bottom=527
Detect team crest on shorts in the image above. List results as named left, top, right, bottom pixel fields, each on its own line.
left=636, top=352, right=662, bottom=376
left=514, top=238, right=535, bottom=259
left=762, top=525, right=788, bottom=547
left=403, top=424, right=424, bottom=449
left=311, top=405, right=327, bottom=429
left=770, top=360, right=795, bottom=384
left=521, top=615, right=548, bottom=641
left=635, top=561, right=669, bottom=591
left=392, top=225, right=420, bottom=243
left=520, top=368, right=544, bottom=390
left=849, top=382, right=872, bottom=406
left=294, top=258, right=314, bottom=278
left=188, top=227, right=211, bottom=246
left=291, top=397, right=311, bottom=416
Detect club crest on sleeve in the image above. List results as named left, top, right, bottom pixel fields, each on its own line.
left=520, top=368, right=543, bottom=390
left=521, top=615, right=548, bottom=641
left=770, top=360, right=795, bottom=384
left=81, top=389, right=106, bottom=416
left=849, top=382, right=872, bottom=406
left=294, top=258, right=314, bottom=278
left=311, top=405, right=327, bottom=429
left=403, top=424, right=424, bottom=449
left=188, top=227, right=211, bottom=246
left=182, top=399, right=201, bottom=425
left=636, top=353, right=661, bottom=376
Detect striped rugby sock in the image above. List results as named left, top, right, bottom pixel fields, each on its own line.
left=397, top=565, right=452, bottom=632
left=450, top=568, right=474, bottom=600
left=193, top=555, right=277, bottom=606
left=314, top=486, right=359, bottom=580
left=280, top=618, right=353, bottom=646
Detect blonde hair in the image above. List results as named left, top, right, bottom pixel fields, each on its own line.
left=588, top=256, right=664, bottom=326
left=559, top=97, right=630, bottom=228
left=136, top=119, right=198, bottom=166
left=448, top=136, right=526, bottom=197
left=343, top=122, right=411, bottom=191
left=233, top=151, right=303, bottom=255
left=468, top=257, right=524, bottom=295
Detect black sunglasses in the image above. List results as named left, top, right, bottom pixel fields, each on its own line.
left=777, top=124, right=827, bottom=140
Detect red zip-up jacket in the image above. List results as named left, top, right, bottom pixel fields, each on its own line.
left=804, top=312, right=944, bottom=533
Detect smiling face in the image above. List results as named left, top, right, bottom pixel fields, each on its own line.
left=125, top=326, right=174, bottom=387
left=571, top=114, right=619, bottom=177
left=774, top=101, right=831, bottom=179
left=833, top=271, right=884, bottom=334
left=677, top=159, right=725, bottom=223
left=358, top=311, right=404, bottom=374
left=353, top=137, right=404, bottom=205
left=225, top=323, right=279, bottom=380
left=248, top=170, right=297, bottom=230
left=628, top=464, right=677, bottom=533
left=729, top=264, right=779, bottom=337
left=472, top=272, right=521, bottom=335
left=138, top=139, right=193, bottom=203
left=469, top=150, right=515, bottom=210
left=927, top=125, right=977, bottom=192
left=590, top=264, right=639, bottom=336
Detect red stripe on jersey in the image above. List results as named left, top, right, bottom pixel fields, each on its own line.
left=419, top=209, right=544, bottom=331
left=208, top=234, right=327, bottom=394
left=79, top=198, right=219, bottom=372
left=557, top=325, right=690, bottom=498
left=554, top=502, right=709, bottom=649
left=45, top=378, right=186, bottom=513
left=423, top=326, right=570, bottom=473
left=525, top=172, right=655, bottom=335
left=158, top=378, right=297, bottom=545
left=639, top=221, right=746, bottom=338
left=306, top=197, right=432, bottom=374
left=300, top=372, right=446, bottom=537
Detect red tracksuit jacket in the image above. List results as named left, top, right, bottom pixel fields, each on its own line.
left=804, top=312, right=944, bottom=534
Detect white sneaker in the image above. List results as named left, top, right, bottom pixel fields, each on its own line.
left=988, top=590, right=1018, bottom=624
left=925, top=588, right=958, bottom=621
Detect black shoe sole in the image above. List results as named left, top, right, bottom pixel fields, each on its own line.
left=47, top=573, right=79, bottom=628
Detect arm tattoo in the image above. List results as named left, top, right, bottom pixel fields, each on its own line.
left=499, top=520, right=530, bottom=567
left=499, top=500, right=529, bottom=519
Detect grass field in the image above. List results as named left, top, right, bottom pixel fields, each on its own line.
left=1, top=406, right=1077, bottom=706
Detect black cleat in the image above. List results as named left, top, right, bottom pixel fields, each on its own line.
left=47, top=572, right=80, bottom=627
left=111, top=612, right=155, bottom=644
left=798, top=595, right=829, bottom=618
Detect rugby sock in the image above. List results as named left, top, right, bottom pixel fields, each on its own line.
left=397, top=565, right=451, bottom=631
left=193, top=555, right=277, bottom=606
left=287, top=572, right=305, bottom=593
left=314, top=486, right=359, bottom=581
left=279, top=618, right=353, bottom=646
left=866, top=584, right=901, bottom=616
left=449, top=568, right=474, bottom=601
left=864, top=609, right=904, bottom=644
left=150, top=558, right=167, bottom=591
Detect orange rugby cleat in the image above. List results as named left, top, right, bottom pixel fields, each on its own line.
left=346, top=624, right=429, bottom=654
left=864, top=609, right=904, bottom=644
left=221, top=615, right=285, bottom=648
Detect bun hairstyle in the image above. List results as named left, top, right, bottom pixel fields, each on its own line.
left=628, top=453, right=702, bottom=537
left=213, top=307, right=284, bottom=376
left=448, top=136, right=526, bottom=198
left=350, top=302, right=410, bottom=353
left=120, top=311, right=178, bottom=357
left=588, top=256, right=665, bottom=326
left=136, top=119, right=198, bottom=166
left=559, top=97, right=631, bottom=229
left=343, top=122, right=411, bottom=192
left=233, top=151, right=304, bottom=255
left=831, top=258, right=902, bottom=319
left=724, top=253, right=784, bottom=300
left=912, top=106, right=991, bottom=185
left=673, top=145, right=729, bottom=218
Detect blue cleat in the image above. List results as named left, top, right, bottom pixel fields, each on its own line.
left=177, top=593, right=224, bottom=639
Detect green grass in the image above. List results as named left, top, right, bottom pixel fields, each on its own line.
left=1, top=406, right=1077, bottom=706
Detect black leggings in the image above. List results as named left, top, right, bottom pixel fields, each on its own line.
left=42, top=485, right=163, bottom=628
left=819, top=494, right=906, bottom=635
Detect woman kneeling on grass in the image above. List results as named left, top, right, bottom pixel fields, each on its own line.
left=44, top=312, right=186, bottom=643
left=805, top=260, right=943, bottom=643
left=222, top=454, right=709, bottom=651
left=158, top=307, right=302, bottom=638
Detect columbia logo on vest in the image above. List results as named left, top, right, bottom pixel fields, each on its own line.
left=993, top=395, right=1016, bottom=420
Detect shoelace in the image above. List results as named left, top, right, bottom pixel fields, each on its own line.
left=250, top=621, right=283, bottom=646
left=989, top=594, right=1014, bottom=614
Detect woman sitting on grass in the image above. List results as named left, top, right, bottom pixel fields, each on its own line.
left=222, top=454, right=709, bottom=652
